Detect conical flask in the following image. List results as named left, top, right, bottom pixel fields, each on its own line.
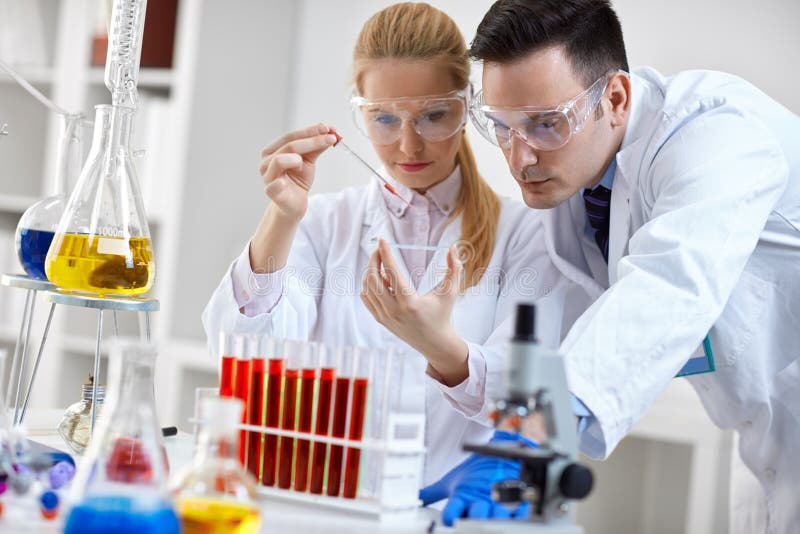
left=14, top=113, right=84, bottom=280
left=171, top=397, right=262, bottom=533
left=63, top=339, right=179, bottom=534
left=45, top=104, right=154, bottom=297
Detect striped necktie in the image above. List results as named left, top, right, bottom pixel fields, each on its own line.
left=583, top=184, right=611, bottom=262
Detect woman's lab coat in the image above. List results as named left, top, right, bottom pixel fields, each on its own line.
left=549, top=67, right=800, bottom=532
left=202, top=180, right=568, bottom=485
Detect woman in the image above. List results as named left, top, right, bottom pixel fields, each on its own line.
left=202, top=2, right=566, bottom=486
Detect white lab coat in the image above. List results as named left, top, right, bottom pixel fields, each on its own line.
left=549, top=67, right=800, bottom=533
left=202, top=180, right=569, bottom=485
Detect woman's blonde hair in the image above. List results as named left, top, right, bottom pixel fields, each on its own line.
left=353, top=2, right=501, bottom=289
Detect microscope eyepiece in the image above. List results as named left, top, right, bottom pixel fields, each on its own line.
left=513, top=303, right=537, bottom=342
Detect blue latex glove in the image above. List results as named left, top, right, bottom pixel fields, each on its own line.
left=419, top=430, right=538, bottom=526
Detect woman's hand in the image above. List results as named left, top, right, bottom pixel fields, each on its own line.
left=259, top=123, right=337, bottom=222
left=250, top=124, right=337, bottom=274
left=360, top=239, right=469, bottom=386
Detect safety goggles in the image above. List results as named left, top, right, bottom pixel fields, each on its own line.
left=350, top=90, right=468, bottom=145
left=469, top=72, right=614, bottom=151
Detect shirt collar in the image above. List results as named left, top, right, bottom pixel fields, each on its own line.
left=586, top=156, right=617, bottom=194
left=380, top=165, right=461, bottom=218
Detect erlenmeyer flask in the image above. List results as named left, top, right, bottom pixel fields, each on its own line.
left=63, top=339, right=179, bottom=534
left=45, top=104, right=155, bottom=297
left=14, top=113, right=83, bottom=280
left=171, top=397, right=262, bottom=533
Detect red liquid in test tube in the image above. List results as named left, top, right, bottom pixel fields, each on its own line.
left=261, top=358, right=284, bottom=486
left=246, top=357, right=265, bottom=481
left=277, top=368, right=299, bottom=488
left=233, top=357, right=252, bottom=466
left=326, top=376, right=351, bottom=497
left=293, top=367, right=317, bottom=492
left=219, top=355, right=235, bottom=397
left=343, top=377, right=368, bottom=498
left=309, top=367, right=335, bottom=494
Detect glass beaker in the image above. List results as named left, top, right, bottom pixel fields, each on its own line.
left=171, top=396, right=261, bottom=534
left=45, top=104, right=155, bottom=297
left=14, top=113, right=84, bottom=280
left=63, top=339, right=178, bottom=534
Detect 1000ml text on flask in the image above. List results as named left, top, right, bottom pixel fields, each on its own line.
left=46, top=233, right=154, bottom=296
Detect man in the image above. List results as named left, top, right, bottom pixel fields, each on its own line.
left=422, top=0, right=800, bottom=531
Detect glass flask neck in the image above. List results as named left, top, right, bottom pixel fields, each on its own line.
left=56, top=113, right=84, bottom=196
left=195, top=428, right=240, bottom=465
left=89, top=105, right=133, bottom=169
left=108, top=344, right=156, bottom=410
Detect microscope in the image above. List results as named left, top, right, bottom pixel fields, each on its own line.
left=457, top=303, right=594, bottom=533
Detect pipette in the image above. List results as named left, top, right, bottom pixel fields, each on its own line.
left=369, top=236, right=452, bottom=252
left=331, top=131, right=411, bottom=206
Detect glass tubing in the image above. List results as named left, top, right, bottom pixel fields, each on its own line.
left=218, top=334, right=398, bottom=500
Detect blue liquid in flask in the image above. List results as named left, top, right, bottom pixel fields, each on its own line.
left=63, top=495, right=180, bottom=534
left=17, top=228, right=55, bottom=280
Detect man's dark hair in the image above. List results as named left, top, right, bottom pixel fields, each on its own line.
left=470, top=0, right=629, bottom=87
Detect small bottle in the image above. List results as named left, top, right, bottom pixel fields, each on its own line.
left=57, top=376, right=105, bottom=455
left=171, top=397, right=261, bottom=534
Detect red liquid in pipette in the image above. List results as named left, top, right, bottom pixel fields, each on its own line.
left=330, top=128, right=410, bottom=206
left=309, top=367, right=335, bottom=494
left=246, top=358, right=265, bottom=481
left=326, top=376, right=351, bottom=497
left=277, top=368, right=299, bottom=489
left=343, top=377, right=368, bottom=498
left=219, top=355, right=235, bottom=397
left=233, top=358, right=252, bottom=465
left=294, top=368, right=317, bottom=491
left=261, top=358, right=284, bottom=486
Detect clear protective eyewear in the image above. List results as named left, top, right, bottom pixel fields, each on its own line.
left=469, top=72, right=615, bottom=151
left=350, top=90, right=468, bottom=146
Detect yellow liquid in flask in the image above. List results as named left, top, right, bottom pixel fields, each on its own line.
left=177, top=497, right=261, bottom=534
left=46, top=233, right=154, bottom=296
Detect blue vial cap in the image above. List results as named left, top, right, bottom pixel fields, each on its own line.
left=40, top=490, right=59, bottom=511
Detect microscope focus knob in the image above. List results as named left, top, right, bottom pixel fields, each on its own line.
left=559, top=463, right=593, bottom=500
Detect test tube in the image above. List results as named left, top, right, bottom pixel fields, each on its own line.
left=360, top=347, right=398, bottom=499
left=277, top=340, right=304, bottom=489
left=246, top=336, right=267, bottom=481
left=218, top=332, right=236, bottom=398
left=342, top=348, right=372, bottom=498
left=309, top=344, right=337, bottom=494
left=326, top=346, right=355, bottom=497
left=293, top=342, right=320, bottom=492
left=232, top=334, right=251, bottom=466
left=261, top=340, right=285, bottom=487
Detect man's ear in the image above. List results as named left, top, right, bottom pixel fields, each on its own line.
left=607, top=71, right=631, bottom=128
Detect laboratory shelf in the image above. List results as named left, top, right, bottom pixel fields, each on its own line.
left=0, top=194, right=40, bottom=215
left=0, top=323, right=18, bottom=344
left=0, top=65, right=54, bottom=86
left=61, top=333, right=105, bottom=356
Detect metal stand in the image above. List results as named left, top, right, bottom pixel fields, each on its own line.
left=1, top=274, right=55, bottom=426
left=42, top=291, right=159, bottom=432
left=1, top=273, right=159, bottom=432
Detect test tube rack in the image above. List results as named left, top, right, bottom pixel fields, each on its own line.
left=194, top=336, right=425, bottom=520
